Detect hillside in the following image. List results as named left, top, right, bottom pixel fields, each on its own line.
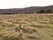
left=0, top=5, right=53, bottom=14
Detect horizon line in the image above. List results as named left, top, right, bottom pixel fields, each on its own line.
left=0, top=5, right=53, bottom=9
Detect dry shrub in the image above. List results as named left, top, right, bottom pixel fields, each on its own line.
left=35, top=25, right=43, bottom=28
left=22, top=27, right=36, bottom=33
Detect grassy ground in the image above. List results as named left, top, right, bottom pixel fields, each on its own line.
left=0, top=13, right=53, bottom=40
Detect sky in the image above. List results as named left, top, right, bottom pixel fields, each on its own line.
left=0, top=0, right=53, bottom=9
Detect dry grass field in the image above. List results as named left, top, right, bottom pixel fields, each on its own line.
left=0, top=13, right=53, bottom=40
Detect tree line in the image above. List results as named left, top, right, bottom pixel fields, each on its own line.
left=37, top=9, right=53, bottom=13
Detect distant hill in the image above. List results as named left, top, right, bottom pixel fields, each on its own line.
left=0, top=5, right=53, bottom=14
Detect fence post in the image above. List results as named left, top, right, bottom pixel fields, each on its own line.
left=19, top=24, right=23, bottom=40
